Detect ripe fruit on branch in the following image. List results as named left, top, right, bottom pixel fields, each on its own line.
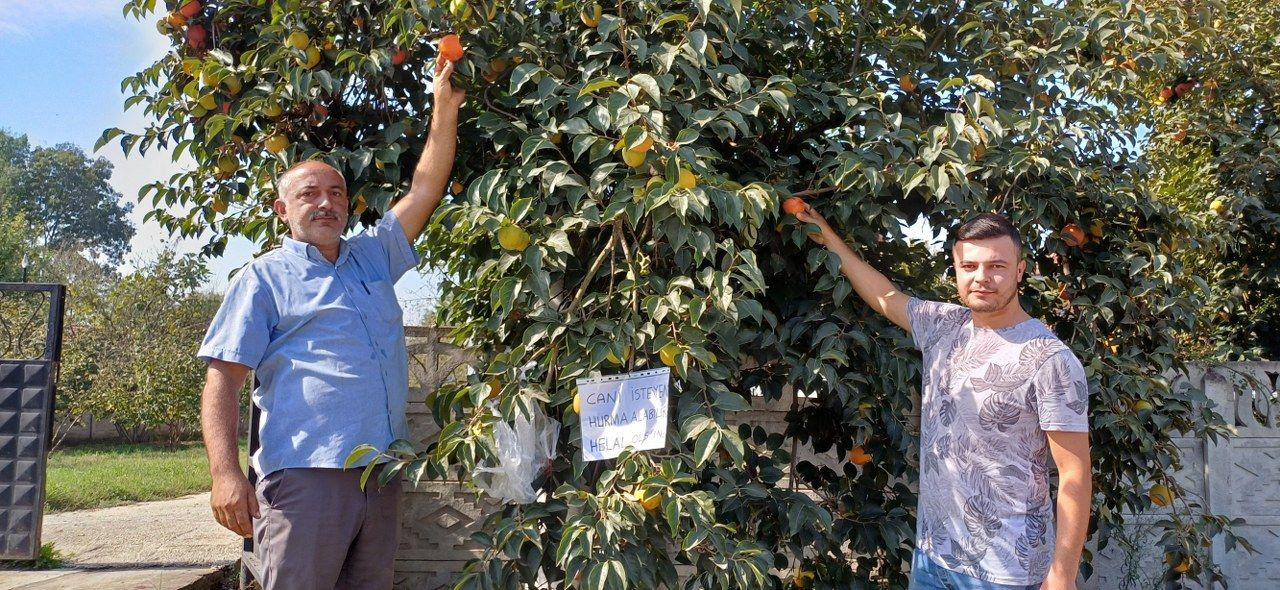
left=1061, top=224, right=1085, bottom=247
left=438, top=34, right=464, bottom=62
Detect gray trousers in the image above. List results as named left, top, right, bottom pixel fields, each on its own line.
left=253, top=466, right=402, bottom=590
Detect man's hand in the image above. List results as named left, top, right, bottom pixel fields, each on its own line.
left=433, top=58, right=465, bottom=114
left=1040, top=571, right=1077, bottom=590
left=210, top=470, right=259, bottom=538
left=795, top=204, right=840, bottom=247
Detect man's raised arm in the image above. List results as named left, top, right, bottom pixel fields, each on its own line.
left=797, top=206, right=913, bottom=332
left=392, top=58, right=466, bottom=242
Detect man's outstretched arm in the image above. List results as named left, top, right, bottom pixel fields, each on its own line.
left=797, top=206, right=913, bottom=332
left=392, top=58, right=466, bottom=243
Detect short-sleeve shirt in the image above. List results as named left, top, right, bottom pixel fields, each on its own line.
left=907, top=297, right=1089, bottom=586
left=197, top=211, right=419, bottom=478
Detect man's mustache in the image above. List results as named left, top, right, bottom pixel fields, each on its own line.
left=310, top=210, right=340, bottom=221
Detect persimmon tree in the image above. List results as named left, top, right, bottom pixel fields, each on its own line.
left=109, top=0, right=1256, bottom=587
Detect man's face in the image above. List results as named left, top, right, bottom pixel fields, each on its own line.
left=273, top=162, right=349, bottom=248
left=952, top=236, right=1026, bottom=314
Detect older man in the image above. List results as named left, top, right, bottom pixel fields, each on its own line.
left=797, top=208, right=1092, bottom=590
left=196, top=59, right=464, bottom=589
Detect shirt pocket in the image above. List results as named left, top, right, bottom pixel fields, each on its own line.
left=362, top=279, right=404, bottom=329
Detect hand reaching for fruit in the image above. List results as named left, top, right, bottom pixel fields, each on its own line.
left=432, top=40, right=466, bottom=114
left=791, top=199, right=838, bottom=247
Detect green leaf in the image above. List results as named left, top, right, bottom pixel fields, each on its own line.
left=578, top=77, right=620, bottom=98
left=509, top=63, right=542, bottom=94
left=344, top=443, right=379, bottom=469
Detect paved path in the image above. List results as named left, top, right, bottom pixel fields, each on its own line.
left=0, top=492, right=240, bottom=589
left=0, top=567, right=223, bottom=590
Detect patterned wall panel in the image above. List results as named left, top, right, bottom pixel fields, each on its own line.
left=1085, top=363, right=1280, bottom=589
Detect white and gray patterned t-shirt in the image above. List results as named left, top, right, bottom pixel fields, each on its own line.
left=907, top=298, right=1089, bottom=586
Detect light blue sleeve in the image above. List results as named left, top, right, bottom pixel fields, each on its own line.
left=364, top=209, right=419, bottom=282
left=196, top=264, right=277, bottom=369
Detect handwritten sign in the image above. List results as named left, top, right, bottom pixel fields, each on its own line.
left=576, top=368, right=670, bottom=462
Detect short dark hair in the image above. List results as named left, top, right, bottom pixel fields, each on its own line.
left=952, top=213, right=1022, bottom=252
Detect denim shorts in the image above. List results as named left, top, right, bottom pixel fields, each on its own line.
left=908, top=549, right=1039, bottom=590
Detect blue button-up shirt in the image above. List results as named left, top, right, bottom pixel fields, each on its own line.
left=197, top=212, right=418, bottom=478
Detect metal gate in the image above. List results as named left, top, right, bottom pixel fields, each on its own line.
left=0, top=283, right=66, bottom=560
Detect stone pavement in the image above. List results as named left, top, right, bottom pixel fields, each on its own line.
left=0, top=492, right=241, bottom=589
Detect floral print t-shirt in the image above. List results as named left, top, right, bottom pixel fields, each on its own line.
left=908, top=298, right=1089, bottom=586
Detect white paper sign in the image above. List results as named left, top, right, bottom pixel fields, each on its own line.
left=576, top=368, right=670, bottom=462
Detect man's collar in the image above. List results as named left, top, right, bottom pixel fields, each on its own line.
left=282, top=235, right=350, bottom=266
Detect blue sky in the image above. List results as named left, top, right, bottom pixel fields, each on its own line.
left=0, top=1, right=440, bottom=321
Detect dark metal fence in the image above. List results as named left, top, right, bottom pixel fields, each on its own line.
left=0, top=283, right=66, bottom=560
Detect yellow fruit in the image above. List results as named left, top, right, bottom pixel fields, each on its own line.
left=198, top=94, right=218, bottom=110
left=286, top=31, right=310, bottom=50
left=848, top=446, right=872, bottom=466
left=633, top=134, right=654, bottom=153
left=580, top=3, right=602, bottom=27
left=1149, top=484, right=1173, bottom=507
left=486, top=377, right=501, bottom=400
left=1173, top=557, right=1190, bottom=573
left=622, top=148, right=646, bottom=168
left=634, top=487, right=660, bottom=511
left=451, top=181, right=464, bottom=194
left=606, top=345, right=632, bottom=365
left=449, top=0, right=472, bottom=21
left=659, top=342, right=681, bottom=367
left=299, top=46, right=322, bottom=69
left=262, top=101, right=282, bottom=117
left=1210, top=199, right=1226, bottom=215
left=215, top=155, right=237, bottom=174
left=264, top=133, right=289, bottom=154
left=1130, top=400, right=1153, bottom=413
left=572, top=391, right=581, bottom=413
left=211, top=198, right=228, bottom=214
left=676, top=168, right=696, bottom=190
left=222, top=75, right=242, bottom=96
left=353, top=194, right=367, bottom=215
left=497, top=225, right=531, bottom=251
left=166, top=11, right=187, bottom=28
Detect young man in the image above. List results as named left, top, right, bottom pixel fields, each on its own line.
left=196, top=58, right=465, bottom=589
left=797, top=208, right=1091, bottom=590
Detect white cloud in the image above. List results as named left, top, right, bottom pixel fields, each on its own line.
left=0, top=0, right=121, bottom=37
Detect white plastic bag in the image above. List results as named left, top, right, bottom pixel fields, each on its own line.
left=472, top=404, right=559, bottom=504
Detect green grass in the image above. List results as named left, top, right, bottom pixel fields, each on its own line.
left=44, top=439, right=246, bottom=512
left=0, top=543, right=65, bottom=570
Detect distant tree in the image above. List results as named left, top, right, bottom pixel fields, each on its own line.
left=0, top=130, right=135, bottom=264
left=0, top=213, right=29, bottom=282
left=78, top=251, right=213, bottom=447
